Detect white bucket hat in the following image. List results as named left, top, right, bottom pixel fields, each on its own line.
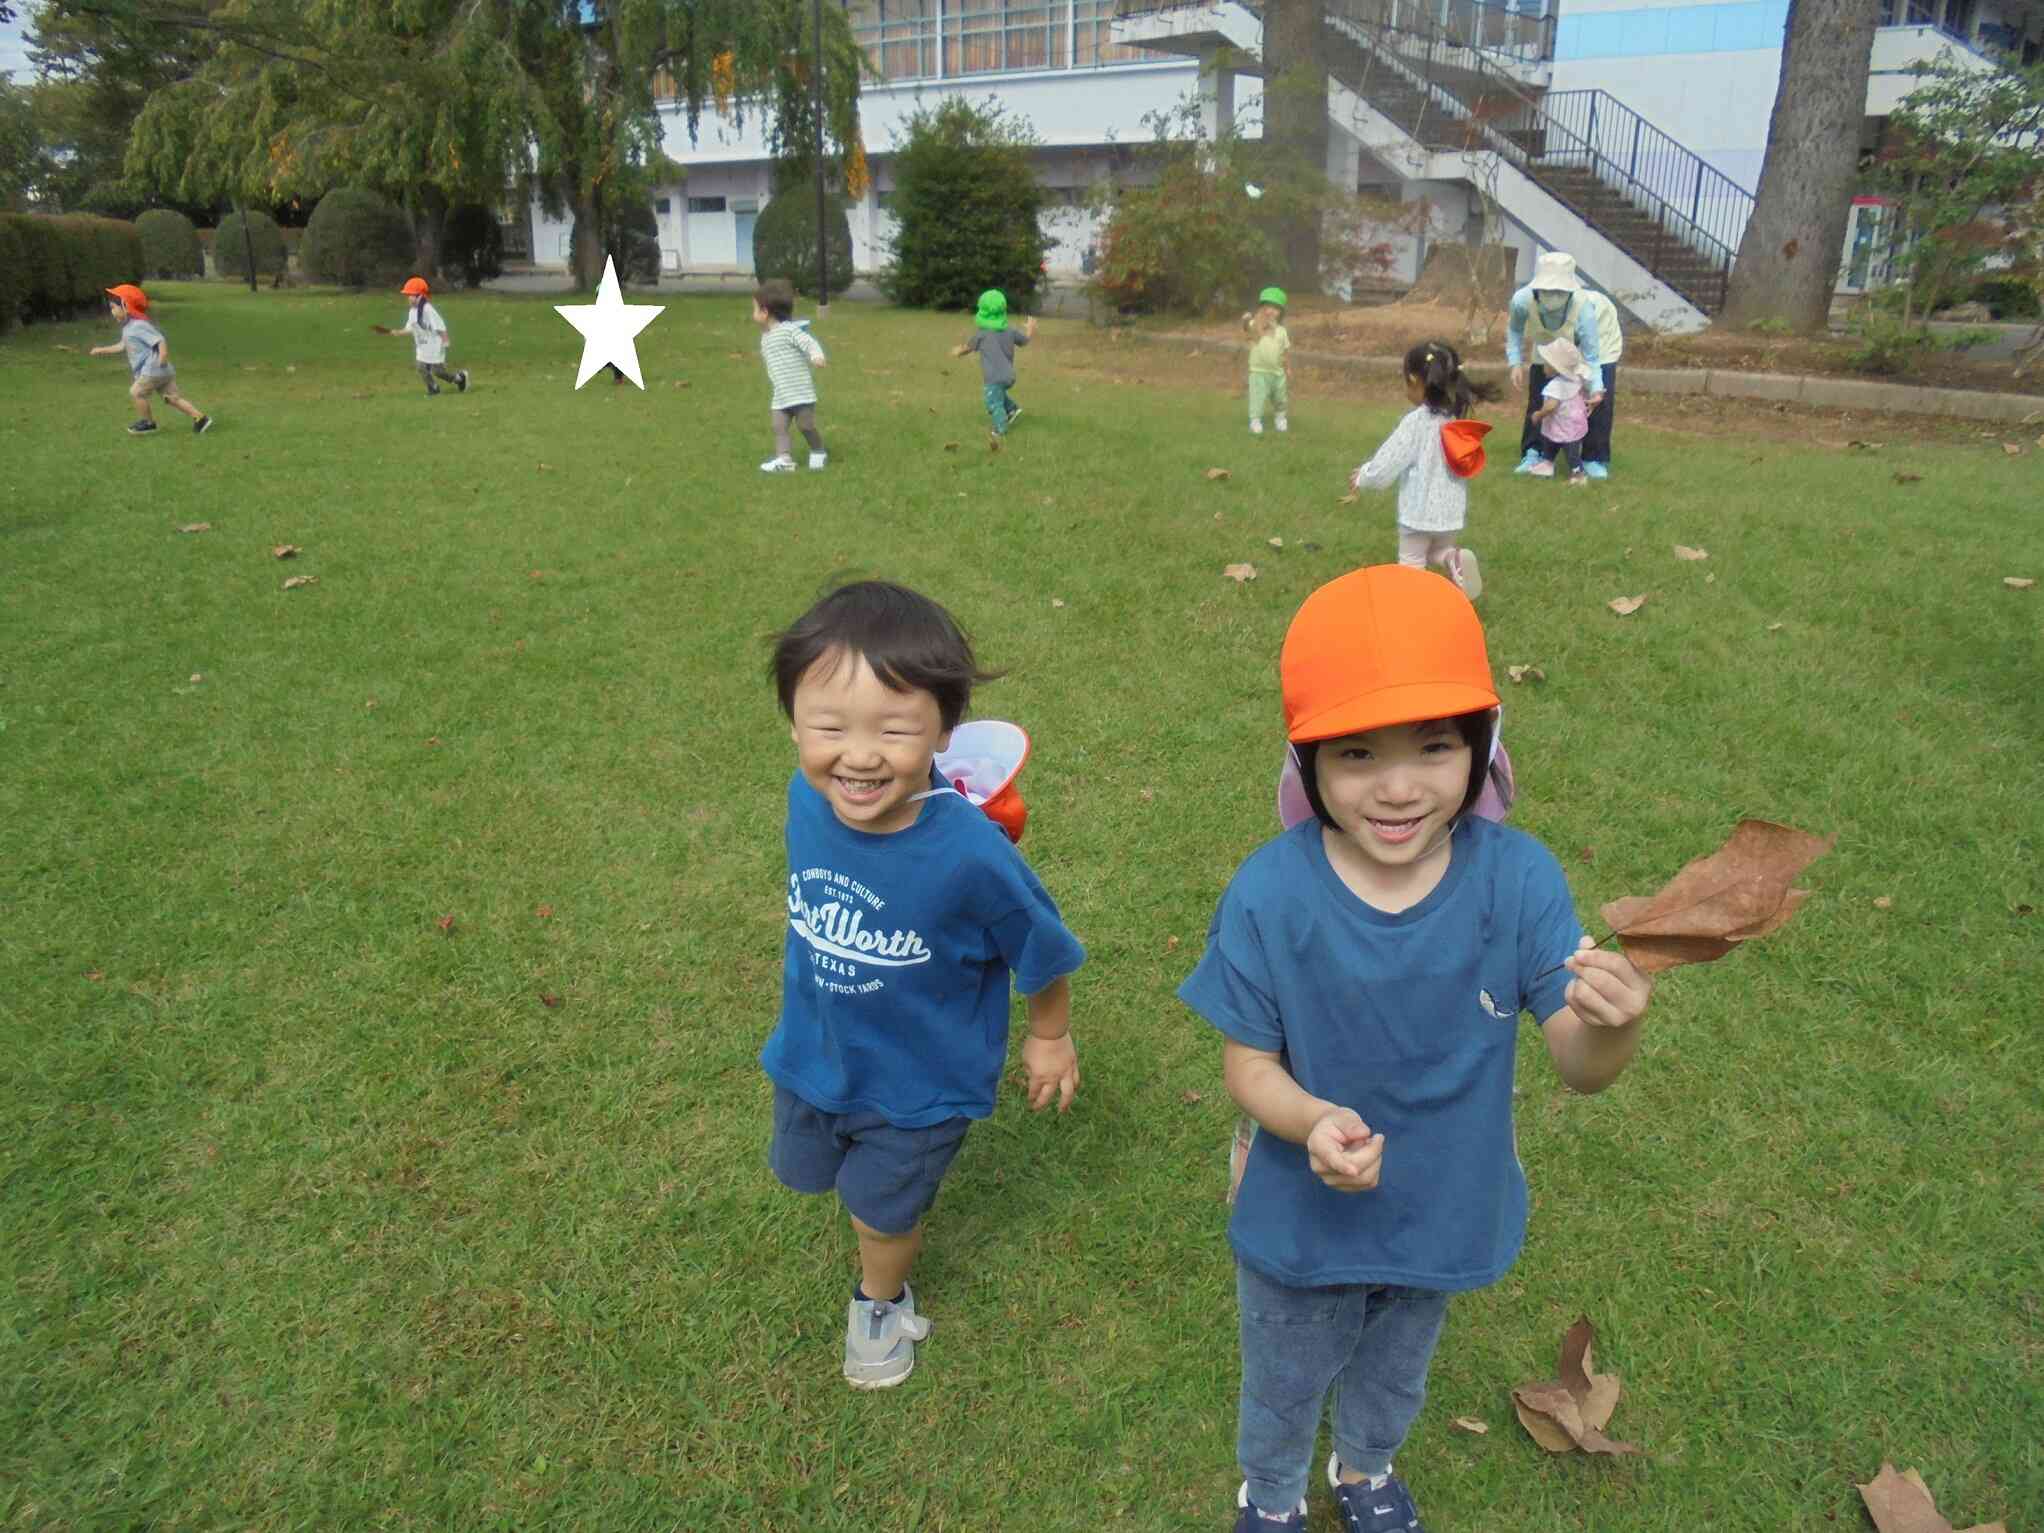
left=1536, top=336, right=1595, bottom=381
left=1531, top=251, right=1582, bottom=292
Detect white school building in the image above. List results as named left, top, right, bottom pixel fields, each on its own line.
left=525, top=0, right=2043, bottom=331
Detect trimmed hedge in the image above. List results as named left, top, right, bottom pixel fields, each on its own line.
left=0, top=212, right=142, bottom=321
left=0, top=217, right=23, bottom=336
left=301, top=188, right=413, bottom=288
left=139, top=208, right=205, bottom=279
left=213, top=210, right=288, bottom=282
left=754, top=190, right=854, bottom=299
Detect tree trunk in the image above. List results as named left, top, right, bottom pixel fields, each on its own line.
left=570, top=181, right=607, bottom=291
left=1720, top=0, right=1882, bottom=331
left=1263, top=0, right=1329, bottom=290
left=406, top=184, right=450, bottom=281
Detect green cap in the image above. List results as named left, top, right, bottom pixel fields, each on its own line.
left=1258, top=286, right=1288, bottom=309
left=974, top=289, right=1009, bottom=330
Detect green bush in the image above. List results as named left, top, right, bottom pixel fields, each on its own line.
left=301, top=187, right=413, bottom=288
left=0, top=212, right=61, bottom=316
left=1967, top=274, right=2041, bottom=319
left=0, top=213, right=138, bottom=317
left=213, top=209, right=287, bottom=283
left=882, top=98, right=1048, bottom=312
left=0, top=217, right=23, bottom=335
left=138, top=208, right=204, bottom=279
left=753, top=189, right=854, bottom=297
left=443, top=204, right=505, bottom=288
left=571, top=198, right=661, bottom=286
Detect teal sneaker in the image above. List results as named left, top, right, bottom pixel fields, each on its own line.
left=1512, top=447, right=1543, bottom=474
left=843, top=1283, right=932, bottom=1389
left=1583, top=460, right=1609, bottom=480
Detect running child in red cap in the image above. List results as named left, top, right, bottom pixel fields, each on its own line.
left=89, top=285, right=212, bottom=436
left=1348, top=341, right=1497, bottom=600
left=764, top=579, right=1084, bottom=1390
left=373, top=277, right=468, bottom=396
left=1180, top=566, right=1653, bottom=1533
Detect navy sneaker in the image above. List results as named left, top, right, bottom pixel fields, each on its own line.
left=194, top=414, right=213, bottom=435
left=456, top=370, right=469, bottom=393
left=1328, top=1454, right=1425, bottom=1532
left=1234, top=1481, right=1306, bottom=1532
left=127, top=419, right=158, bottom=434
left=1005, top=405, right=1022, bottom=428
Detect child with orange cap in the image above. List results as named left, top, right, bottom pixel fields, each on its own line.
left=375, top=277, right=467, bottom=396
left=765, top=579, right=1083, bottom=1391
left=88, top=285, right=212, bottom=436
left=1180, top=566, right=1653, bottom=1533
left=1348, top=341, right=1497, bottom=600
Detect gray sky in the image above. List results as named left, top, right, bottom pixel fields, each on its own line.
left=2, top=5, right=38, bottom=83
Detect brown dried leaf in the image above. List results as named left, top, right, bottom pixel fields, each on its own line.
left=1599, top=819, right=1835, bottom=975
left=1181, top=1089, right=1203, bottom=1105
left=1511, top=1316, right=1640, bottom=1456
left=1267, top=536, right=1285, bottom=548
left=1873, top=895, right=1893, bottom=910
left=1767, top=621, right=1785, bottom=631
left=1673, top=545, right=1708, bottom=561
left=175, top=522, right=212, bottom=534
left=1608, top=594, right=1647, bottom=616
left=435, top=914, right=456, bottom=935
left=1451, top=1416, right=1489, bottom=1435
left=2005, top=577, right=2036, bottom=590
left=1893, top=471, right=1922, bottom=485
left=84, top=969, right=104, bottom=981
left=539, top=992, right=562, bottom=1009
left=1506, top=664, right=1545, bottom=684
left=281, top=575, right=318, bottom=590
left=1222, top=562, right=1258, bottom=582
left=1857, top=1461, right=2008, bottom=1533
left=535, top=904, right=553, bottom=919
left=189, top=673, right=204, bottom=684
left=1204, top=467, right=1232, bottom=481
left=1848, top=439, right=1884, bottom=450
left=272, top=544, right=300, bottom=559
left=2001, top=441, right=2022, bottom=456
left=943, top=441, right=960, bottom=452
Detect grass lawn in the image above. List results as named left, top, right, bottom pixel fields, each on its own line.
left=3, top=280, right=2040, bottom=1532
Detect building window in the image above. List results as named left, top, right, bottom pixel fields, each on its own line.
left=655, top=197, right=671, bottom=215
left=687, top=196, right=727, bottom=213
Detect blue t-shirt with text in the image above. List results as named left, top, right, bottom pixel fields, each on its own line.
left=1179, top=815, right=1583, bottom=1290
left=763, top=771, right=1085, bottom=1128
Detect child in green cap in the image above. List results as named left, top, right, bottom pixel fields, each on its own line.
left=951, top=289, right=1037, bottom=445
left=1240, top=286, right=1292, bottom=436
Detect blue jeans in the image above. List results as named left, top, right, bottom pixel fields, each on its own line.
left=983, top=382, right=1014, bottom=432
left=1236, top=1262, right=1450, bottom=1516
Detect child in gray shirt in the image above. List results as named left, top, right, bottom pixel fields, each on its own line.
left=88, top=284, right=213, bottom=437
left=951, top=289, right=1036, bottom=445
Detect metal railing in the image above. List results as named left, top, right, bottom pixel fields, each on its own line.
left=855, top=2, right=1146, bottom=84
left=1112, top=0, right=1551, bottom=63
left=1325, top=0, right=1747, bottom=310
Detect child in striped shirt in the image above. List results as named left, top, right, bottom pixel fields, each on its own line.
left=754, top=278, right=828, bottom=473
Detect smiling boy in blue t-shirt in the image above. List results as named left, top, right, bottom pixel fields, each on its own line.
left=764, top=579, right=1085, bottom=1389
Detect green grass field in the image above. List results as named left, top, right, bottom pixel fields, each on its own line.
left=3, top=281, right=2040, bottom=1531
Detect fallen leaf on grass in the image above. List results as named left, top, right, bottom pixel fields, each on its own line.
left=281, top=575, right=318, bottom=590
left=1222, top=562, right=1258, bottom=582
left=1607, top=594, right=1647, bottom=616
left=528, top=569, right=545, bottom=582
left=943, top=441, right=960, bottom=452
left=1598, top=819, right=1835, bottom=975
left=436, top=914, right=456, bottom=935
left=2001, top=442, right=2022, bottom=456
left=175, top=522, right=212, bottom=535
left=1452, top=1417, right=1489, bottom=1435
left=51, top=343, right=77, bottom=352
left=84, top=969, right=104, bottom=981
left=1857, top=1462, right=2007, bottom=1533
left=1181, top=1089, right=1203, bottom=1104
left=1848, top=439, right=1884, bottom=450
left=671, top=380, right=690, bottom=389
left=272, top=544, right=300, bottom=560
left=1511, top=1317, right=1639, bottom=1456
left=1204, top=467, right=1232, bottom=481
left=1873, top=895, right=1893, bottom=910
left=1507, top=664, right=1546, bottom=684
left=1672, top=545, right=1708, bottom=561
left=1767, top=621, right=1785, bottom=631
left=1049, top=597, right=1066, bottom=608
left=2005, top=577, right=2036, bottom=590
left=1894, top=471, right=1923, bottom=484
left=189, top=673, right=204, bottom=684
left=1267, top=536, right=1284, bottom=549
left=539, top=992, right=562, bottom=1009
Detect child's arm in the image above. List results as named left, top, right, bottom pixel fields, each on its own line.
left=1019, top=974, right=1078, bottom=1112
left=1540, top=937, right=1651, bottom=1094
left=1224, top=1039, right=1384, bottom=1192
left=154, top=338, right=170, bottom=366
left=88, top=342, right=122, bottom=357
left=1019, top=316, right=1037, bottom=342
left=1350, top=409, right=1424, bottom=492
left=950, top=342, right=972, bottom=357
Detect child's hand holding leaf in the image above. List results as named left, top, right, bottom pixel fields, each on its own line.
left=1306, top=1108, right=1383, bottom=1192
left=1562, top=937, right=1651, bottom=1028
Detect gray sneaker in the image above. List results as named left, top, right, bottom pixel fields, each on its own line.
left=843, top=1283, right=932, bottom=1390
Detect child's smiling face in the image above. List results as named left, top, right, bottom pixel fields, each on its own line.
left=1312, top=719, right=1471, bottom=899
left=789, top=646, right=951, bottom=835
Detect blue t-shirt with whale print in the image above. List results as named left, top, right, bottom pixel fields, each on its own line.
left=763, top=770, right=1085, bottom=1128
left=1179, top=815, right=1583, bottom=1291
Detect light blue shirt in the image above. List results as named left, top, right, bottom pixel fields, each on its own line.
left=1504, top=287, right=1612, bottom=392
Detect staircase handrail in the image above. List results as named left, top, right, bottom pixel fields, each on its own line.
left=1325, top=0, right=1741, bottom=303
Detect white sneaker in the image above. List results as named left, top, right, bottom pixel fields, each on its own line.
left=759, top=456, right=797, bottom=473
left=1274, top=413, right=1289, bottom=433
left=1449, top=548, right=1483, bottom=601
left=843, top=1284, right=932, bottom=1390
left=808, top=452, right=827, bottom=470
left=1249, top=418, right=1264, bottom=435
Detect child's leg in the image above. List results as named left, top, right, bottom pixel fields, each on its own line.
left=790, top=403, right=825, bottom=455
left=983, top=383, right=1010, bottom=433
left=129, top=376, right=156, bottom=420
left=850, top=1216, right=921, bottom=1301
left=1395, top=526, right=1435, bottom=569
left=770, top=408, right=795, bottom=460
left=416, top=361, right=441, bottom=394
left=1327, top=1286, right=1450, bottom=1481
left=431, top=364, right=460, bottom=384
left=1272, top=372, right=1289, bottom=432
left=1248, top=371, right=1270, bottom=425
left=160, top=384, right=204, bottom=422
left=1237, top=1262, right=1364, bottom=1516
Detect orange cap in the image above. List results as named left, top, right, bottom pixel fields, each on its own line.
left=1441, top=418, right=1491, bottom=479
left=1281, top=565, right=1498, bottom=743
left=106, top=283, right=149, bottom=315
left=401, top=276, right=430, bottom=297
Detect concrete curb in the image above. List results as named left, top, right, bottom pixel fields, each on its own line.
left=1141, top=332, right=2044, bottom=424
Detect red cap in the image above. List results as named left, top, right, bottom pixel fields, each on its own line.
left=401, top=276, right=430, bottom=297
left=1281, top=566, right=1498, bottom=743
left=106, top=284, right=149, bottom=315
left=1441, top=419, right=1492, bottom=479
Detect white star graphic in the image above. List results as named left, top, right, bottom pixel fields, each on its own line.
left=553, top=256, right=666, bottom=389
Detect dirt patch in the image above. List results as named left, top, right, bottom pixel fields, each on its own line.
left=1171, top=294, right=2044, bottom=396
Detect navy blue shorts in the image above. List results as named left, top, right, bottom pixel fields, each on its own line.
left=768, top=1085, right=971, bottom=1235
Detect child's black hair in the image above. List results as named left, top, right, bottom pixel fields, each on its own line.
left=755, top=278, right=796, bottom=322
left=771, top=580, right=1001, bottom=732
left=1292, top=710, right=1497, bottom=828
left=1402, top=339, right=1503, bottom=418
left=412, top=292, right=427, bottom=325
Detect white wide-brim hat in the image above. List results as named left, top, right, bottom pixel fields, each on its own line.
left=1536, top=336, right=1592, bottom=378
left=1531, top=251, right=1582, bottom=292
